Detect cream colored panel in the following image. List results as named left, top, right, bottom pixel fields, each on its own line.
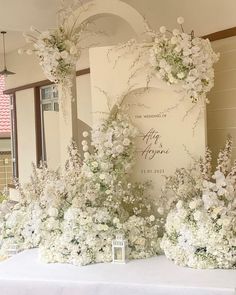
left=90, top=46, right=206, bottom=198
left=16, top=89, right=36, bottom=184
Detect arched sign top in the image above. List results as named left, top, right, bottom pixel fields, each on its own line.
left=66, top=0, right=148, bottom=41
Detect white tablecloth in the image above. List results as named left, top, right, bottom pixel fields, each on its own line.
left=0, top=249, right=235, bottom=295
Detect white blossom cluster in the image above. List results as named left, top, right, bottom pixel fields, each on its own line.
left=39, top=109, right=162, bottom=265
left=149, top=17, right=219, bottom=103
left=0, top=108, right=163, bottom=265
left=0, top=143, right=81, bottom=257
left=22, top=3, right=91, bottom=96
left=161, top=137, right=236, bottom=269
left=24, top=26, right=84, bottom=91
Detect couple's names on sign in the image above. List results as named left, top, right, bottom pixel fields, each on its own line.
left=129, top=107, right=170, bottom=181
left=132, top=109, right=169, bottom=161
left=141, top=128, right=169, bottom=160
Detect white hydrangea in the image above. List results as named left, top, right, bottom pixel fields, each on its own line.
left=161, top=138, right=236, bottom=269
left=149, top=27, right=219, bottom=103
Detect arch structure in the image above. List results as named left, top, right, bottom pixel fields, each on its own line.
left=66, top=0, right=148, bottom=42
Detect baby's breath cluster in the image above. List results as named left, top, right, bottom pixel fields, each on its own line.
left=0, top=106, right=163, bottom=265
left=161, top=137, right=236, bottom=269
left=149, top=17, right=219, bottom=103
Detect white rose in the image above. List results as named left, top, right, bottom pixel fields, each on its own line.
left=60, top=50, right=68, bottom=59
left=91, top=161, right=98, bottom=168
left=193, top=210, right=202, bottom=221
left=48, top=207, right=58, bottom=217
left=189, top=200, right=197, bottom=210
left=70, top=45, right=77, bottom=55
left=176, top=200, right=183, bottom=210
left=99, top=174, right=106, bottom=180
left=159, top=26, right=166, bottom=34
left=177, top=72, right=185, bottom=79
left=116, top=145, right=124, bottom=154
left=83, top=145, right=88, bottom=152
left=83, top=131, right=89, bottom=138
left=149, top=215, right=155, bottom=222
left=123, top=138, right=130, bottom=146
left=177, top=16, right=184, bottom=25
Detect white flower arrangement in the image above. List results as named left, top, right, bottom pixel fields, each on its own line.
left=161, top=137, right=236, bottom=269
left=39, top=106, right=163, bottom=265
left=111, top=17, right=219, bottom=105
left=0, top=102, right=163, bottom=265
left=20, top=2, right=94, bottom=103
left=0, top=143, right=81, bottom=256
left=149, top=17, right=219, bottom=103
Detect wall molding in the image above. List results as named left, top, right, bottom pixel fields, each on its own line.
left=202, top=27, right=236, bottom=42
left=4, top=68, right=90, bottom=95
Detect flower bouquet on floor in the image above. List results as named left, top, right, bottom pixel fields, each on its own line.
left=161, top=137, right=236, bottom=269
left=39, top=107, right=163, bottom=266
left=0, top=103, right=164, bottom=266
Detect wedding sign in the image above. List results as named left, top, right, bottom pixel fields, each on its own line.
left=89, top=46, right=206, bottom=197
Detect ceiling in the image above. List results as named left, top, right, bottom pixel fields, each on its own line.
left=0, top=0, right=236, bottom=53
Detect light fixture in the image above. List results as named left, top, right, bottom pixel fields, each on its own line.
left=0, top=31, right=15, bottom=76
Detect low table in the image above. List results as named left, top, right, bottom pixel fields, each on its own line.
left=0, top=249, right=235, bottom=295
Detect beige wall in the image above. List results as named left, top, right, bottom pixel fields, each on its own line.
left=16, top=89, right=36, bottom=183
left=207, top=36, right=236, bottom=164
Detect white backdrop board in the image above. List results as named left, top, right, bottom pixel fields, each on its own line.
left=89, top=46, right=206, bottom=197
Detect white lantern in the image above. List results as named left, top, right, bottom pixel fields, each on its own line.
left=112, top=234, right=127, bottom=264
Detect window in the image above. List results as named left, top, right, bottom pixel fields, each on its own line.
left=40, top=85, right=59, bottom=162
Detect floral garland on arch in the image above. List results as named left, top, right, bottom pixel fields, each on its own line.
left=19, top=2, right=94, bottom=105
left=109, top=17, right=219, bottom=113
left=161, top=137, right=236, bottom=269
left=0, top=98, right=164, bottom=265
left=148, top=17, right=219, bottom=104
